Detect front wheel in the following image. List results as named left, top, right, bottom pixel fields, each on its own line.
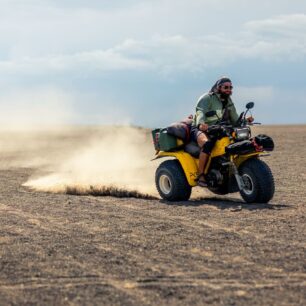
left=239, top=158, right=275, bottom=203
left=155, top=160, right=192, bottom=201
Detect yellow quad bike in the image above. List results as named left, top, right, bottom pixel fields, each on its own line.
left=153, top=102, right=275, bottom=203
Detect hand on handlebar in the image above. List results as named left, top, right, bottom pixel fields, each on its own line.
left=199, top=123, right=209, bottom=132
left=247, top=116, right=254, bottom=123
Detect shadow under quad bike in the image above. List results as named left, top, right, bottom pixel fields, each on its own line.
left=153, top=102, right=275, bottom=203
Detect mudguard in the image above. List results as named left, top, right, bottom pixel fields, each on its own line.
left=211, top=137, right=231, bottom=157
left=156, top=151, right=198, bottom=186
left=233, top=152, right=263, bottom=167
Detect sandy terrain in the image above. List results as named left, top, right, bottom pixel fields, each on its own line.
left=0, top=125, right=305, bottom=305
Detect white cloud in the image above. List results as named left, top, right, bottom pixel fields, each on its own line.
left=1, top=0, right=305, bottom=59
left=0, top=1, right=305, bottom=125
left=1, top=12, right=305, bottom=77
left=0, top=50, right=151, bottom=76
left=243, top=14, right=306, bottom=60
left=245, top=14, right=306, bottom=38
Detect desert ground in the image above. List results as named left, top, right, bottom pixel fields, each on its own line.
left=0, top=125, right=305, bottom=305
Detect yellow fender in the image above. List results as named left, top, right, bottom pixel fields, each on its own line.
left=211, top=137, right=231, bottom=157
left=157, top=151, right=199, bottom=187
left=233, top=152, right=264, bottom=167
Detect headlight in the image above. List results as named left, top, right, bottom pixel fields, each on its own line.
left=235, top=127, right=251, bottom=140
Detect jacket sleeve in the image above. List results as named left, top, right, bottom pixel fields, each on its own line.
left=195, top=95, right=214, bottom=126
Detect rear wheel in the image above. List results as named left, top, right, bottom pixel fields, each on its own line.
left=239, top=158, right=274, bottom=203
left=155, top=160, right=192, bottom=201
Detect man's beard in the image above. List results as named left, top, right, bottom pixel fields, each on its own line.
left=220, top=92, right=231, bottom=99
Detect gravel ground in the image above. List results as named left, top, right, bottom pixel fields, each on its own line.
left=0, top=125, right=305, bottom=305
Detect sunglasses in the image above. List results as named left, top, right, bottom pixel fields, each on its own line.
left=221, top=85, right=233, bottom=90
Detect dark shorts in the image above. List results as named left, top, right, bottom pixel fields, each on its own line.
left=190, top=125, right=205, bottom=143
left=190, top=126, right=216, bottom=154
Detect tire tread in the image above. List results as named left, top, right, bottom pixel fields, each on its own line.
left=239, top=158, right=275, bottom=203
left=155, top=160, right=191, bottom=201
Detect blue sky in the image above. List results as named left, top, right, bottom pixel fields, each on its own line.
left=0, top=0, right=305, bottom=127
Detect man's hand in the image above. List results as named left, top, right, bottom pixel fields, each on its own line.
left=247, top=116, right=254, bottom=123
left=199, top=123, right=209, bottom=132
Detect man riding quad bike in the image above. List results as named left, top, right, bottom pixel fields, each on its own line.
left=152, top=78, right=275, bottom=203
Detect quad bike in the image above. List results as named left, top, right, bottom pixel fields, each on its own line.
left=152, top=102, right=275, bottom=203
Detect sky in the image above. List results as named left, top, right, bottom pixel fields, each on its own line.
left=0, top=0, right=306, bottom=128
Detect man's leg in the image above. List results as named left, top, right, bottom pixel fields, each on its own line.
left=196, top=133, right=209, bottom=185
left=198, top=151, right=210, bottom=175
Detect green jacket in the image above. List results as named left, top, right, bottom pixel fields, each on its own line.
left=192, top=92, right=239, bottom=127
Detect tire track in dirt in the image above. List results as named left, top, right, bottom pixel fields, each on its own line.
left=0, top=202, right=151, bottom=305
left=1, top=276, right=305, bottom=291
left=1, top=198, right=304, bottom=289
left=91, top=199, right=306, bottom=249
left=1, top=198, right=302, bottom=252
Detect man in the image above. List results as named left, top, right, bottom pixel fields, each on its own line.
left=191, top=77, right=252, bottom=186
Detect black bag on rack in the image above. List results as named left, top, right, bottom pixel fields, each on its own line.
left=254, top=134, right=274, bottom=151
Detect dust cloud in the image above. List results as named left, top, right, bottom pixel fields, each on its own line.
left=0, top=88, right=75, bottom=130
left=23, top=126, right=160, bottom=198
left=0, top=88, right=162, bottom=198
